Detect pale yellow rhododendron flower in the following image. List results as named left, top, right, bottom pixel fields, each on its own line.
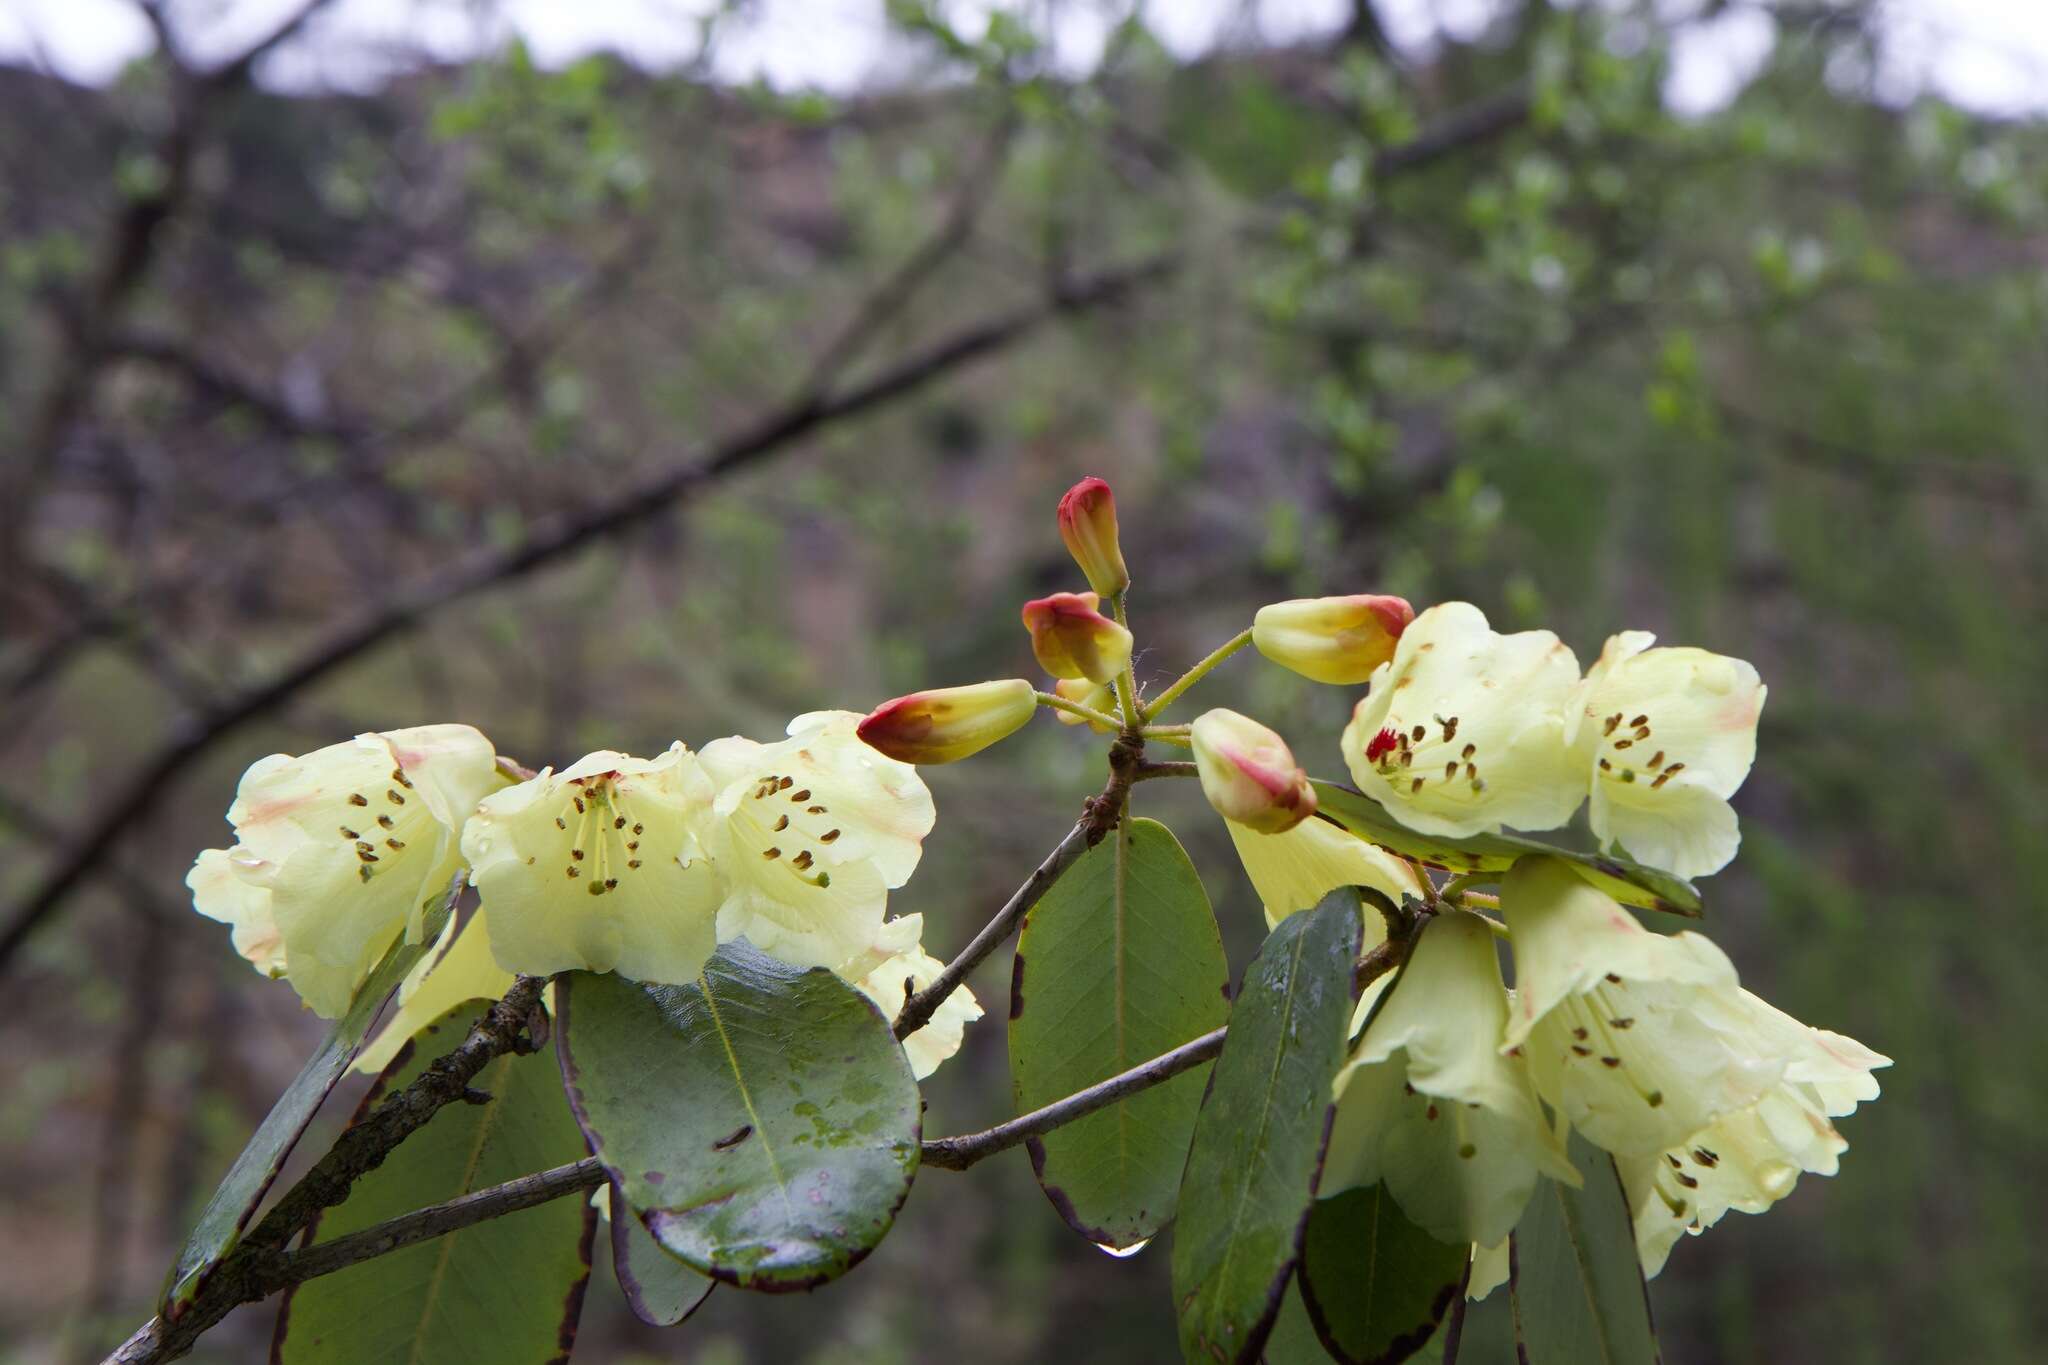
left=692, top=711, right=936, bottom=974
left=463, top=745, right=725, bottom=984
left=1323, top=911, right=1579, bottom=1247
left=1225, top=816, right=1425, bottom=934
left=189, top=725, right=501, bottom=1018
left=1567, top=631, right=1766, bottom=880
left=355, top=909, right=515, bottom=1074
left=1341, top=603, right=1583, bottom=839
left=1619, top=997, right=1887, bottom=1276
left=840, top=913, right=981, bottom=1079
left=1501, top=857, right=1787, bottom=1157
left=187, top=847, right=287, bottom=979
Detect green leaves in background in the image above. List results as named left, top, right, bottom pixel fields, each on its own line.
left=273, top=1002, right=596, bottom=1364
left=1297, top=1185, right=1469, bottom=1365
left=606, top=1177, right=715, bottom=1326
left=1010, top=816, right=1231, bottom=1250
left=556, top=941, right=921, bottom=1291
left=1312, top=783, right=1702, bottom=917
left=1172, top=897, right=1362, bottom=1365
left=1510, top=1131, right=1662, bottom=1365
left=161, top=887, right=456, bottom=1313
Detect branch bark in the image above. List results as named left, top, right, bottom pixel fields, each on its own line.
left=106, top=975, right=547, bottom=1365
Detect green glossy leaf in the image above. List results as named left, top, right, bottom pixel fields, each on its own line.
left=1298, top=1184, right=1468, bottom=1365
left=1010, top=816, right=1231, bottom=1250
left=162, top=887, right=457, bottom=1313
left=1312, top=783, right=1701, bottom=917
left=607, top=1177, right=715, bottom=1326
left=557, top=941, right=921, bottom=1291
left=274, top=1002, right=596, bottom=1364
left=1173, top=897, right=1362, bottom=1365
left=1510, top=1131, right=1662, bottom=1365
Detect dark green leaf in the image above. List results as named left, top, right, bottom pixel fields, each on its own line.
left=1263, top=1278, right=1338, bottom=1363
left=1172, top=897, right=1362, bottom=1365
left=556, top=941, right=921, bottom=1291
left=1510, top=1131, right=1662, bottom=1365
left=1011, top=816, right=1231, bottom=1250
left=273, top=1002, right=596, bottom=1364
left=1312, top=783, right=1701, bottom=917
left=607, top=1177, right=715, bottom=1326
left=161, top=887, right=457, bottom=1313
left=1298, top=1184, right=1468, bottom=1365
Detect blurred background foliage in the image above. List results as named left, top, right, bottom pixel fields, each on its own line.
left=1, top=1, right=2043, bottom=1361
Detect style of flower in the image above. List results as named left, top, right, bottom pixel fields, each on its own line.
left=1323, top=910, right=1580, bottom=1247
left=692, top=710, right=936, bottom=975
left=1500, top=856, right=1790, bottom=1158
left=1566, top=631, right=1767, bottom=879
left=1340, top=602, right=1583, bottom=839
left=189, top=725, right=502, bottom=1018
left=462, top=744, right=725, bottom=985
left=840, top=913, right=981, bottom=1079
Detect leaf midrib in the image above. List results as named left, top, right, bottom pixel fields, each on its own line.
left=406, top=1051, right=506, bottom=1364
left=698, top=967, right=790, bottom=1214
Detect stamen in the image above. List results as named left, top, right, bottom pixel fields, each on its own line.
left=339, top=826, right=358, bottom=840
left=773, top=815, right=789, bottom=832
left=378, top=815, right=394, bottom=830
left=820, top=829, right=841, bottom=843
left=789, top=788, right=811, bottom=803
left=763, top=847, right=781, bottom=860
left=348, top=793, right=369, bottom=807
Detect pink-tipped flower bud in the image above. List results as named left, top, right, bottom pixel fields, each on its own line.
left=857, top=679, right=1037, bottom=764
left=1190, top=709, right=1318, bottom=834
left=1057, top=477, right=1131, bottom=598
left=1021, top=591, right=1134, bottom=685
left=1251, top=594, right=1416, bottom=685
left=1051, top=677, right=1116, bottom=731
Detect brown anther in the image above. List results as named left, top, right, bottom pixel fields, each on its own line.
left=1598, top=758, right=1612, bottom=771
left=778, top=777, right=794, bottom=790
left=1675, top=1172, right=1700, bottom=1189
left=1410, top=724, right=1426, bottom=743
left=1605, top=973, right=1623, bottom=983
left=386, top=839, right=404, bottom=851
left=605, top=878, right=618, bottom=890
left=1443, top=717, right=1460, bottom=742
left=386, top=790, right=405, bottom=805
left=555, top=817, right=567, bottom=830
left=628, top=859, right=642, bottom=869
left=1444, top=761, right=1459, bottom=780
left=789, top=788, right=811, bottom=803
left=1572, top=1045, right=1592, bottom=1057
left=820, top=829, right=841, bottom=843
left=1572, top=1027, right=1589, bottom=1040
left=1648, top=751, right=1665, bottom=769
left=626, top=841, right=639, bottom=852
left=355, top=840, right=375, bottom=856
left=1695, top=1147, right=1719, bottom=1166
left=1465, top=762, right=1478, bottom=780
left=1651, top=772, right=1673, bottom=789
left=633, top=823, right=643, bottom=835
left=1410, top=777, right=1425, bottom=794
left=571, top=848, right=585, bottom=861
left=762, top=847, right=781, bottom=860
left=1615, top=738, right=1634, bottom=750
left=614, top=816, right=627, bottom=829
left=378, top=815, right=395, bottom=830
left=566, top=866, right=579, bottom=878
left=1610, top=1017, right=1635, bottom=1029
left=1604, top=714, right=1622, bottom=736
left=773, top=815, right=789, bottom=832
left=348, top=793, right=369, bottom=807
left=1630, top=714, right=1648, bottom=728
left=807, top=805, right=826, bottom=814
left=1461, top=742, right=1476, bottom=759
left=339, top=826, right=359, bottom=840
left=792, top=850, right=814, bottom=870
left=1601, top=1056, right=1622, bottom=1068
left=357, top=850, right=379, bottom=864
left=573, top=796, right=585, bottom=814
left=1663, top=762, right=1685, bottom=775
left=1425, top=1103, right=1439, bottom=1120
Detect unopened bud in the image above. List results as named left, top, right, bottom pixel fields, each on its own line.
left=857, top=679, right=1036, bottom=764
left=1252, top=594, right=1415, bottom=685
left=1021, top=591, right=1134, bottom=685
left=1191, top=709, right=1317, bottom=834
left=1057, top=477, right=1131, bottom=597
left=1051, top=678, right=1117, bottom=731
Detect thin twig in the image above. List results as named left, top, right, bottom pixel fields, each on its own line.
left=276, top=1157, right=606, bottom=1287
left=922, top=1026, right=1228, bottom=1171
left=893, top=739, right=1144, bottom=1040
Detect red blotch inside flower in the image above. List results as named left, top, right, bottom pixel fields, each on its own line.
left=1364, top=727, right=1400, bottom=763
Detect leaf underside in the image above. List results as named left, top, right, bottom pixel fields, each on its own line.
left=608, top=1176, right=716, bottom=1327
left=1298, top=1184, right=1468, bottom=1365
left=556, top=940, right=921, bottom=1292
left=1311, top=782, right=1702, bottom=917
left=1510, top=1130, right=1663, bottom=1365
left=1011, top=816, right=1231, bottom=1250
left=1172, top=897, right=1362, bottom=1365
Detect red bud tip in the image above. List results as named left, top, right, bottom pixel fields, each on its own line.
left=1021, top=591, right=1135, bottom=685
